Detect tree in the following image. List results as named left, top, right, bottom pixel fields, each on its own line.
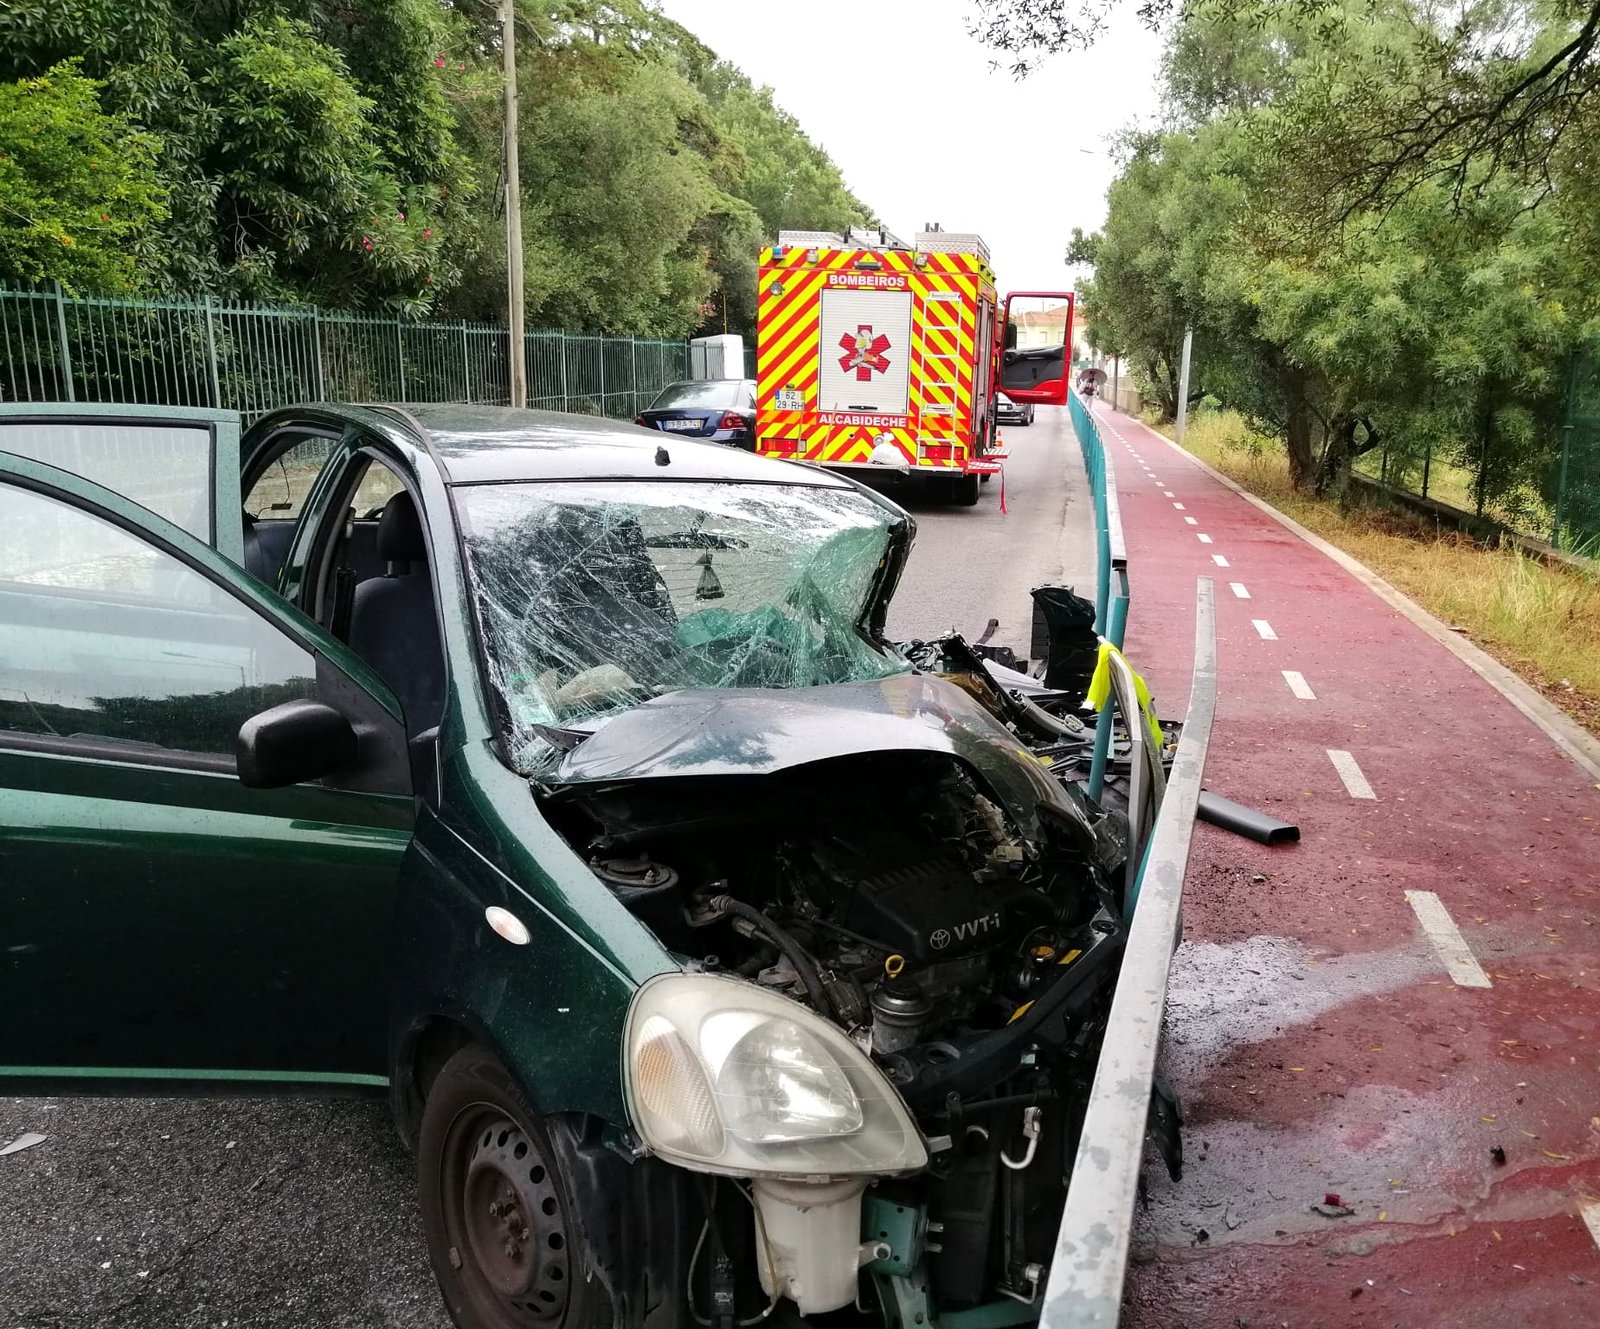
left=0, top=0, right=876, bottom=328
left=0, top=0, right=472, bottom=307
left=0, top=61, right=167, bottom=291
left=1071, top=2, right=1590, bottom=497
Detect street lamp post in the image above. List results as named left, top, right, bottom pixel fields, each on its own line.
left=1175, top=327, right=1193, bottom=447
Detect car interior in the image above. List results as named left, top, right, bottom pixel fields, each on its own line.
left=345, top=487, right=446, bottom=735
left=244, top=438, right=446, bottom=739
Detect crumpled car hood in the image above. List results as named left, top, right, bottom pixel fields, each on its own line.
left=542, top=674, right=1077, bottom=839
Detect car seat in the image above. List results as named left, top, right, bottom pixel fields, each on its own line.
left=347, top=491, right=446, bottom=732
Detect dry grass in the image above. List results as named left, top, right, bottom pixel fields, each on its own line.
left=1164, top=410, right=1600, bottom=736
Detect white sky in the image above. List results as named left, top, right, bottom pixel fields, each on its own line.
left=656, top=0, right=1167, bottom=292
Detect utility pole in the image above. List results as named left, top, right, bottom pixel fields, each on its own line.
left=1174, top=327, right=1193, bottom=448
left=501, top=0, right=527, bottom=409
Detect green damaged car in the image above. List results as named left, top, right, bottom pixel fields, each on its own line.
left=0, top=402, right=1140, bottom=1329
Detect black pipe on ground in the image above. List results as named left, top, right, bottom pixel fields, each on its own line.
left=1197, top=790, right=1300, bottom=846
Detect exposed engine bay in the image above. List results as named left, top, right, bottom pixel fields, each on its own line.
left=545, top=732, right=1138, bottom=1323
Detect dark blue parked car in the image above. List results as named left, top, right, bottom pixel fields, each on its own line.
left=635, top=378, right=755, bottom=449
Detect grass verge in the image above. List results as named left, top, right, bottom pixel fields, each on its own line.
left=1154, top=409, right=1600, bottom=737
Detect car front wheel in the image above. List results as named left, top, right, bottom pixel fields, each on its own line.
left=419, top=1044, right=613, bottom=1329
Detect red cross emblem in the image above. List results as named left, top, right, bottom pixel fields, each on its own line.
left=838, top=325, right=891, bottom=380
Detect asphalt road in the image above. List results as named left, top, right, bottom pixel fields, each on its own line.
left=882, top=405, right=1097, bottom=660
left=0, top=416, right=1096, bottom=1329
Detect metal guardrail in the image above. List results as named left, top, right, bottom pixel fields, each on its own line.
left=1069, top=390, right=1134, bottom=802
left=1068, top=389, right=1130, bottom=648
left=1042, top=579, right=1218, bottom=1327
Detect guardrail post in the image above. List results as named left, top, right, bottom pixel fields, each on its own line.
left=51, top=282, right=75, bottom=401
left=1087, top=691, right=1116, bottom=803
left=630, top=336, right=638, bottom=417
left=460, top=322, right=472, bottom=403
left=202, top=296, right=221, bottom=407
left=558, top=331, right=569, bottom=411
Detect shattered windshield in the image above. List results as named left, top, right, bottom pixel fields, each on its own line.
left=454, top=480, right=910, bottom=770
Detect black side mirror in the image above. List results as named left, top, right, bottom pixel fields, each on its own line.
left=237, top=700, right=358, bottom=788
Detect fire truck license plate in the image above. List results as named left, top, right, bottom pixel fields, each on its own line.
left=775, top=387, right=804, bottom=411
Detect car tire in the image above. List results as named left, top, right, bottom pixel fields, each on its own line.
left=1025, top=407, right=1035, bottom=425
left=419, top=1044, right=614, bottom=1329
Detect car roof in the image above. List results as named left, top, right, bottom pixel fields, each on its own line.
left=342, top=403, right=843, bottom=487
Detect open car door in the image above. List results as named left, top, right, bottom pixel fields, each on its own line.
left=998, top=290, right=1076, bottom=405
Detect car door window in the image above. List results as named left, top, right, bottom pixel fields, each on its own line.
left=0, top=481, right=316, bottom=762
left=242, top=432, right=339, bottom=587
left=0, top=420, right=214, bottom=540
left=350, top=460, right=407, bottom=519
left=243, top=434, right=337, bottom=521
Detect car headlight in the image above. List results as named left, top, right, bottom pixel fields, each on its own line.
left=623, top=972, right=927, bottom=1177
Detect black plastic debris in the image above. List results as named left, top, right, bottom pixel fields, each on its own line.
left=1197, top=791, right=1301, bottom=845
left=1030, top=585, right=1099, bottom=701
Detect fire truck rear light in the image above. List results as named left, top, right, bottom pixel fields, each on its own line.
left=919, top=445, right=953, bottom=461
left=766, top=439, right=799, bottom=456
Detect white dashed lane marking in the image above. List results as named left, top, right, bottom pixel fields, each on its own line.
left=1327, top=748, right=1376, bottom=799
left=1405, top=890, right=1492, bottom=988
left=1197, top=533, right=1213, bottom=544
left=1172, top=502, right=1186, bottom=510
left=1252, top=619, right=1277, bottom=639
left=1282, top=670, right=1316, bottom=699
left=1163, top=490, right=1175, bottom=497
left=1229, top=582, right=1250, bottom=599
left=1581, top=1202, right=1600, bottom=1254
left=1185, top=517, right=1199, bottom=525
left=1211, top=554, right=1229, bottom=567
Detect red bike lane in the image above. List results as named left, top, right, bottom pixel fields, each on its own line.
left=1087, top=402, right=1600, bottom=1327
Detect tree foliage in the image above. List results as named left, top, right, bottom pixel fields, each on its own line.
left=0, top=0, right=871, bottom=333
left=1066, top=0, right=1596, bottom=515
left=0, top=61, right=168, bottom=291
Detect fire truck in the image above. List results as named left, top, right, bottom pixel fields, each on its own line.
left=754, top=226, right=1074, bottom=504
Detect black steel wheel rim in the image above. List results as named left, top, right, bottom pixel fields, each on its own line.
left=445, top=1108, right=571, bottom=1325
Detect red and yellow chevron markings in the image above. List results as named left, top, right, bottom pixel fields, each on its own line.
left=756, top=244, right=994, bottom=469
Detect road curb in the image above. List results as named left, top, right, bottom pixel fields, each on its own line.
left=1124, top=413, right=1600, bottom=785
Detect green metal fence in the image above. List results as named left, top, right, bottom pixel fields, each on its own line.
left=1557, top=347, right=1600, bottom=554
left=0, top=285, right=690, bottom=423
left=1345, top=350, right=1600, bottom=554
